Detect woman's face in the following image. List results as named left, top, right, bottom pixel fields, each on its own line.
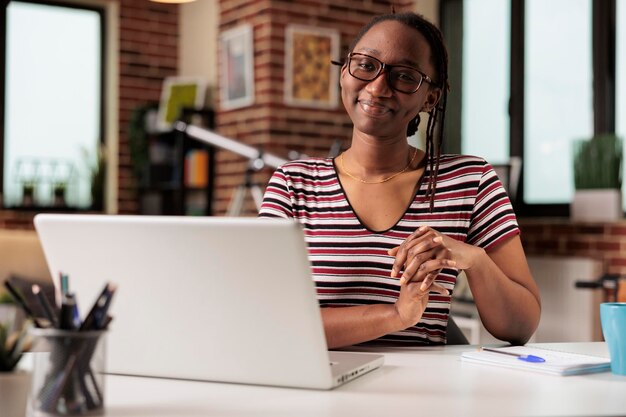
left=340, top=20, right=441, bottom=139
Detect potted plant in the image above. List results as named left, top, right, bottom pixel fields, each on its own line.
left=82, top=144, right=107, bottom=211
left=0, top=289, right=32, bottom=417
left=571, top=134, right=623, bottom=222
left=52, top=182, right=67, bottom=208
left=21, top=180, right=36, bottom=207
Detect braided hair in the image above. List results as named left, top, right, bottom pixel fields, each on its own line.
left=349, top=12, right=450, bottom=211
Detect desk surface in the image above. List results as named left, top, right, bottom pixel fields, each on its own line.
left=98, top=342, right=625, bottom=417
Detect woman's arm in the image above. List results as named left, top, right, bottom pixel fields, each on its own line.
left=321, top=275, right=451, bottom=349
left=462, top=235, right=541, bottom=345
left=390, top=229, right=541, bottom=345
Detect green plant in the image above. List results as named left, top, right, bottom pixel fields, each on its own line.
left=81, top=144, right=107, bottom=210
left=573, top=134, right=623, bottom=190
left=0, top=295, right=31, bottom=373
left=21, top=180, right=36, bottom=195
left=0, top=288, right=13, bottom=305
left=128, top=103, right=159, bottom=185
left=0, top=320, right=31, bottom=372
left=53, top=182, right=67, bottom=194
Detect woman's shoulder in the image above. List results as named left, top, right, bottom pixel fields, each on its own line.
left=277, top=157, right=335, bottom=175
left=436, top=154, right=491, bottom=174
left=438, top=154, right=489, bottom=166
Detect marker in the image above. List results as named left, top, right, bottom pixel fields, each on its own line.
left=3, top=280, right=47, bottom=328
left=59, top=293, right=81, bottom=330
left=481, top=347, right=546, bottom=363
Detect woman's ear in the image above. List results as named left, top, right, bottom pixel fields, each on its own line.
left=421, top=87, right=442, bottom=113
left=339, top=64, right=347, bottom=88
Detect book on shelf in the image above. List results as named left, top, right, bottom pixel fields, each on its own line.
left=461, top=345, right=611, bottom=376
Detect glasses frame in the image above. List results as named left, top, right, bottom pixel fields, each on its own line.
left=344, top=52, right=435, bottom=94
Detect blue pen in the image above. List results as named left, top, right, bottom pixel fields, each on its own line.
left=481, top=347, right=546, bottom=363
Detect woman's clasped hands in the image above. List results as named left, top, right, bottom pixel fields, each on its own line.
left=389, top=225, right=484, bottom=289
left=388, top=226, right=455, bottom=326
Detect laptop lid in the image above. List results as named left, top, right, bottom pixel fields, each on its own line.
left=34, top=214, right=382, bottom=389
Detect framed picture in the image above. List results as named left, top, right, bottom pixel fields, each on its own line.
left=219, top=24, right=255, bottom=111
left=157, top=77, right=206, bottom=131
left=284, top=25, right=340, bottom=109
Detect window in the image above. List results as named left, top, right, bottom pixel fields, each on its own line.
left=524, top=0, right=593, bottom=204
left=2, top=1, right=104, bottom=209
left=442, top=0, right=616, bottom=215
left=461, top=0, right=510, bottom=165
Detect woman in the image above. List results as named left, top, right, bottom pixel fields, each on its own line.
left=259, top=12, right=541, bottom=348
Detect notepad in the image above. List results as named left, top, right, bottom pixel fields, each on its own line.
left=461, top=346, right=611, bottom=376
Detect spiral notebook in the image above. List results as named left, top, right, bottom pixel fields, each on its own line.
left=461, top=346, right=611, bottom=376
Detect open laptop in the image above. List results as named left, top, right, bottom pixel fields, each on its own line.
left=33, top=214, right=383, bottom=389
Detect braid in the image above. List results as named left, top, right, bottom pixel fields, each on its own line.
left=416, top=19, right=449, bottom=212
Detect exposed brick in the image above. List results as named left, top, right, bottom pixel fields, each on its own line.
left=595, top=241, right=623, bottom=252
left=565, top=240, right=593, bottom=252
left=116, top=2, right=179, bottom=213
left=608, top=225, right=626, bottom=236
left=576, top=225, right=606, bottom=235
left=608, top=257, right=626, bottom=267
left=532, top=239, right=560, bottom=251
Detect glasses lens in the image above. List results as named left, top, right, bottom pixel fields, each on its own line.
left=388, top=68, right=423, bottom=93
left=349, top=54, right=381, bottom=81
left=348, top=54, right=423, bottom=93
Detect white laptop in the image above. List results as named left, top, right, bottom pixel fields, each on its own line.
left=34, top=214, right=383, bottom=389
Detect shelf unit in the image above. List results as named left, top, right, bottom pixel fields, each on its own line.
left=138, top=108, right=215, bottom=216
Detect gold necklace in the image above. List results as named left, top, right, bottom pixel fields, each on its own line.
left=339, top=148, right=418, bottom=184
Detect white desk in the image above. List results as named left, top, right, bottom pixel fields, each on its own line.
left=98, top=342, right=624, bottom=417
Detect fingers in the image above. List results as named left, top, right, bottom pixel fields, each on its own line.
left=401, top=278, right=449, bottom=298
left=387, top=225, right=430, bottom=256
left=390, top=234, right=444, bottom=278
left=429, top=282, right=449, bottom=295
left=398, top=257, right=456, bottom=286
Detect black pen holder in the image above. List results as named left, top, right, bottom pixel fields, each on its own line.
left=29, top=329, right=107, bottom=416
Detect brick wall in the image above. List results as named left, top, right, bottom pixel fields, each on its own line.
left=118, top=0, right=179, bottom=213
left=213, top=0, right=414, bottom=215
left=520, top=219, right=626, bottom=276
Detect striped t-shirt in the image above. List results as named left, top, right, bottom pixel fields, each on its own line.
left=259, top=154, right=519, bottom=345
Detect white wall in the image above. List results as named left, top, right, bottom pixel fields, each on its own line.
left=416, top=0, right=440, bottom=26
left=179, top=0, right=220, bottom=106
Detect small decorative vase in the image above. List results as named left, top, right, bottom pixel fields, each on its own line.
left=0, top=370, right=32, bottom=417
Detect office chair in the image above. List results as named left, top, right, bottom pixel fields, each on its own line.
left=491, top=156, right=522, bottom=203
left=446, top=316, right=470, bottom=345
left=446, top=157, right=523, bottom=346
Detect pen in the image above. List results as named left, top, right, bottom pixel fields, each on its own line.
left=32, top=284, right=60, bottom=328
left=481, top=347, right=546, bottom=363
left=80, top=283, right=116, bottom=331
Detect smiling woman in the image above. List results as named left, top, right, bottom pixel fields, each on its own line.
left=1, top=1, right=105, bottom=210
left=259, top=11, right=541, bottom=349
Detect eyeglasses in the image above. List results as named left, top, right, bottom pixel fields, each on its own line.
left=343, top=53, right=434, bottom=94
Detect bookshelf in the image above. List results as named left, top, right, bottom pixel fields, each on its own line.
left=137, top=108, right=215, bottom=216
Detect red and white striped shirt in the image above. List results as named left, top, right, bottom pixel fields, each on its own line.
left=259, top=154, right=519, bottom=345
